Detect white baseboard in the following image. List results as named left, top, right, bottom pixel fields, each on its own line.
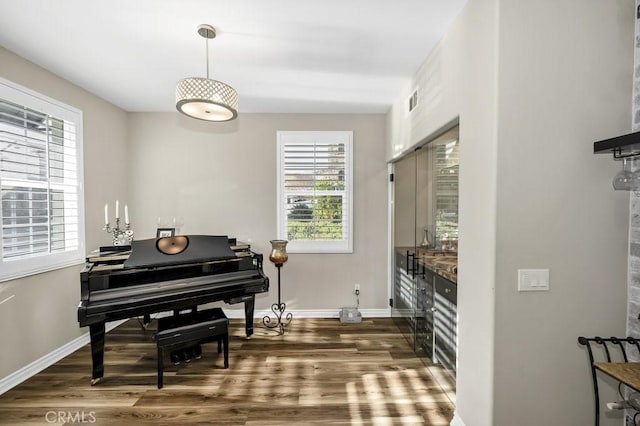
left=155, top=308, right=390, bottom=320
left=450, top=411, right=466, bottom=426
left=224, top=308, right=391, bottom=319
left=0, top=308, right=391, bottom=396
left=0, top=319, right=126, bottom=396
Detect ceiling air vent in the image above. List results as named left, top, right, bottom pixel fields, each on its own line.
left=408, top=89, right=418, bottom=112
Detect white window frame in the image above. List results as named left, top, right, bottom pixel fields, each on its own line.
left=0, top=77, right=85, bottom=282
left=277, top=130, right=353, bottom=253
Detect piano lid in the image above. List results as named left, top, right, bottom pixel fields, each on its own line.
left=123, top=235, right=237, bottom=269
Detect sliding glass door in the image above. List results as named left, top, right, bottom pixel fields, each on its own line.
left=392, top=125, right=459, bottom=368
left=392, top=151, right=417, bottom=348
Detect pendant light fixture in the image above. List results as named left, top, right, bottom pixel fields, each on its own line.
left=176, top=24, right=238, bottom=121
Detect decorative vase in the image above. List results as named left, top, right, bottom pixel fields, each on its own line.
left=420, top=228, right=430, bottom=247
left=264, top=239, right=292, bottom=334
left=269, top=240, right=289, bottom=265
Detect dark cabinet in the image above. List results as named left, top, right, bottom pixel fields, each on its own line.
left=394, top=252, right=456, bottom=375
left=416, top=268, right=435, bottom=358
left=434, top=275, right=457, bottom=375
left=394, top=251, right=418, bottom=349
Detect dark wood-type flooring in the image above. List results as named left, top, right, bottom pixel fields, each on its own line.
left=0, top=317, right=455, bottom=425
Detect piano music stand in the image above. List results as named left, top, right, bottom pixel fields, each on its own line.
left=263, top=240, right=292, bottom=334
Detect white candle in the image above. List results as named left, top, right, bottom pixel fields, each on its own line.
left=104, top=203, right=108, bottom=225
left=115, top=200, right=119, bottom=220
left=124, top=205, right=129, bottom=224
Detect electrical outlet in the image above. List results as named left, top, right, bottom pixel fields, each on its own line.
left=354, top=284, right=360, bottom=292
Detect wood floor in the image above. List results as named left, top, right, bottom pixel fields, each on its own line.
left=0, top=317, right=455, bottom=425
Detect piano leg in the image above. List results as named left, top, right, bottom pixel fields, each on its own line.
left=89, top=323, right=105, bottom=384
left=244, top=296, right=255, bottom=337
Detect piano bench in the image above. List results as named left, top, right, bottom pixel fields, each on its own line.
left=155, top=307, right=229, bottom=389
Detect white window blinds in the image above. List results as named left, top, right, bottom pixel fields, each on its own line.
left=277, top=131, right=353, bottom=253
left=0, top=77, right=84, bottom=282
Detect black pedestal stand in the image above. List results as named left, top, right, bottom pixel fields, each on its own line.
left=262, top=264, right=292, bottom=334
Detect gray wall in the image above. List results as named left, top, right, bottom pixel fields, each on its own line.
left=0, top=47, right=129, bottom=380
left=493, top=1, right=631, bottom=425
left=126, top=113, right=389, bottom=312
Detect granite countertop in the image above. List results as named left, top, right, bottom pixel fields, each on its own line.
left=396, top=246, right=458, bottom=284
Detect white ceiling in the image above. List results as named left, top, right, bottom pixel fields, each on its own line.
left=0, top=0, right=467, bottom=114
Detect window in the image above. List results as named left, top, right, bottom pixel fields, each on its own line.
left=277, top=131, right=353, bottom=253
left=0, top=77, right=84, bottom=282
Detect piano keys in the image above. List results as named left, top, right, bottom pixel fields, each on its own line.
left=77, top=235, right=269, bottom=384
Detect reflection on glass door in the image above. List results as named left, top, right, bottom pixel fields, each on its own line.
left=427, top=127, right=459, bottom=382
left=392, top=151, right=416, bottom=349
left=415, top=148, right=433, bottom=358
left=433, top=132, right=459, bottom=250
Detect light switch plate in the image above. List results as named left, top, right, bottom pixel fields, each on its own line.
left=518, top=269, right=550, bottom=292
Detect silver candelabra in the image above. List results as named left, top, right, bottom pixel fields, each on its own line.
left=103, top=218, right=134, bottom=246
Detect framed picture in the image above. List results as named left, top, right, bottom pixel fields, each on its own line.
left=156, top=227, right=175, bottom=238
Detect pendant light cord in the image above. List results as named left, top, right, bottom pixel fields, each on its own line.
left=205, top=37, right=210, bottom=79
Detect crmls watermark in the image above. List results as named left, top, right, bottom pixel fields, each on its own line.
left=45, top=411, right=96, bottom=424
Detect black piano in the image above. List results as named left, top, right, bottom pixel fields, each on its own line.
left=77, top=235, right=269, bottom=383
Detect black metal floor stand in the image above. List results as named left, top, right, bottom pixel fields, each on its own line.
left=262, top=264, right=292, bottom=334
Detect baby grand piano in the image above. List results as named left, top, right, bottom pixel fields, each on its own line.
left=77, top=235, right=268, bottom=384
